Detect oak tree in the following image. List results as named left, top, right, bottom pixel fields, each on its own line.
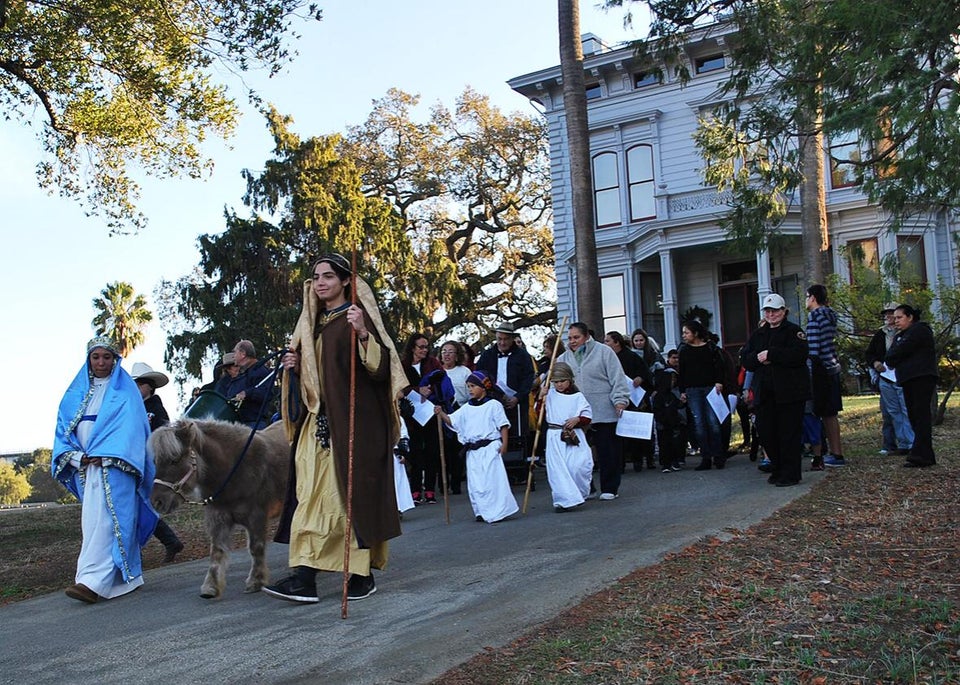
left=1, top=0, right=321, bottom=233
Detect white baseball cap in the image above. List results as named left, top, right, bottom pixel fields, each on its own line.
left=761, top=293, right=786, bottom=310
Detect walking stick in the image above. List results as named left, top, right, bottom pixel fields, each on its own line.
left=341, top=249, right=359, bottom=619
left=437, top=418, right=450, bottom=524
left=522, top=316, right=567, bottom=514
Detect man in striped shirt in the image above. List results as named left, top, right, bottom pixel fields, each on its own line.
left=806, top=284, right=845, bottom=467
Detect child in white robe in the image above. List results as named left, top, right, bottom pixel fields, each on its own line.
left=436, top=370, right=518, bottom=523
left=540, top=362, right=593, bottom=512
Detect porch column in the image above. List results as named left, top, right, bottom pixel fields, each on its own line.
left=756, top=248, right=772, bottom=309
left=659, top=248, right=678, bottom=350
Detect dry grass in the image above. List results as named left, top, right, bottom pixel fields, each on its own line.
left=0, top=504, right=255, bottom=604
left=435, top=395, right=960, bottom=684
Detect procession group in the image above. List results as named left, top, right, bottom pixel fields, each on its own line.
left=53, top=257, right=939, bottom=605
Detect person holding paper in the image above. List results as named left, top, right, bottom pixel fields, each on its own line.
left=400, top=333, right=443, bottom=504
left=885, top=304, right=938, bottom=468
left=558, top=323, right=631, bottom=501
left=475, top=322, right=536, bottom=459
left=865, top=303, right=914, bottom=456
left=740, top=293, right=810, bottom=487
left=678, top=319, right=727, bottom=471
left=605, top=331, right=654, bottom=472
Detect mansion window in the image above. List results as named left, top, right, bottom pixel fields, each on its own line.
left=695, top=54, right=725, bottom=74
left=634, top=71, right=658, bottom=88
left=846, top=238, right=880, bottom=286
left=829, top=131, right=862, bottom=188
left=592, top=147, right=658, bottom=229
left=585, top=83, right=603, bottom=101
left=593, top=152, right=621, bottom=227
left=898, top=235, right=927, bottom=290
left=601, top=274, right=627, bottom=335
left=627, top=145, right=656, bottom=221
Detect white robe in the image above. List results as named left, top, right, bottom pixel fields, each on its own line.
left=544, top=388, right=594, bottom=509
left=394, top=454, right=415, bottom=513
left=448, top=399, right=518, bottom=523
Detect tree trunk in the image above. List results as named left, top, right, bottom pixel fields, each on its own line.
left=799, top=124, right=829, bottom=285
left=558, top=0, right=602, bottom=335
left=798, top=41, right=830, bottom=285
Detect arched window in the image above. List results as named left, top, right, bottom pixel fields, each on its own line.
left=592, top=152, right=621, bottom=228
left=627, top=145, right=656, bottom=221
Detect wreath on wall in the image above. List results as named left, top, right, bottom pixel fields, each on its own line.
left=680, top=305, right=712, bottom=330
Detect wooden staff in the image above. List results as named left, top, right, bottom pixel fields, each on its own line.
left=522, top=315, right=567, bottom=514
left=341, top=249, right=359, bottom=619
left=437, top=417, right=451, bottom=524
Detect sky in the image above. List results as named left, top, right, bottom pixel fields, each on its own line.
left=0, top=1, right=649, bottom=454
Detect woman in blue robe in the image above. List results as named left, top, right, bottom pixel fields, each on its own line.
left=52, top=336, right=159, bottom=603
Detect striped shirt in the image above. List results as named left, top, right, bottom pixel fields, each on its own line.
left=806, top=305, right=841, bottom=375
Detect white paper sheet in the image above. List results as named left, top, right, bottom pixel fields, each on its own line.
left=497, top=380, right=517, bottom=398
left=406, top=389, right=436, bottom=426
left=708, top=389, right=730, bottom=423
left=880, top=366, right=897, bottom=383
left=728, top=394, right=739, bottom=416
left=615, top=411, right=654, bottom=439
left=626, top=374, right=646, bottom=407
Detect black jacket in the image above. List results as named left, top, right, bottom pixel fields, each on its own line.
left=615, top=347, right=653, bottom=391
left=740, top=320, right=811, bottom=405
left=475, top=344, right=535, bottom=408
left=143, top=394, right=169, bottom=432
left=885, top=322, right=938, bottom=384
left=866, top=327, right=895, bottom=367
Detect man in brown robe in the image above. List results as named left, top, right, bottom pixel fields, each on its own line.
left=264, top=254, right=405, bottom=603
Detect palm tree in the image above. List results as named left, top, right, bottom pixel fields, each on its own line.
left=91, top=281, right=153, bottom=358
left=559, top=0, right=603, bottom=334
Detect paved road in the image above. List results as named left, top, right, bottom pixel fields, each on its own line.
left=0, top=457, right=822, bottom=684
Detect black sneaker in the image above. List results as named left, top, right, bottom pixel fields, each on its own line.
left=347, top=573, right=377, bottom=601
left=163, top=540, right=185, bottom=563
left=262, top=574, right=319, bottom=603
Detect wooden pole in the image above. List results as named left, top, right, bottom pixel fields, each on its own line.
left=522, top=316, right=567, bottom=514
left=341, top=250, right=358, bottom=619
left=437, top=418, right=450, bottom=524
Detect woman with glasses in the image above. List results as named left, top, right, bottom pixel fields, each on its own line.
left=401, top=333, right=443, bottom=503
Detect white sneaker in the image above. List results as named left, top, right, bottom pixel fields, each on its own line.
left=878, top=449, right=889, bottom=456
left=598, top=492, right=618, bottom=501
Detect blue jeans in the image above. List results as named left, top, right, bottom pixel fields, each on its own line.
left=879, top=379, right=914, bottom=450
left=684, top=386, right=722, bottom=462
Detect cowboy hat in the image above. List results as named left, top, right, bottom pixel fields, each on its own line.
left=131, top=362, right=169, bottom=388
left=221, top=352, right=236, bottom=366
